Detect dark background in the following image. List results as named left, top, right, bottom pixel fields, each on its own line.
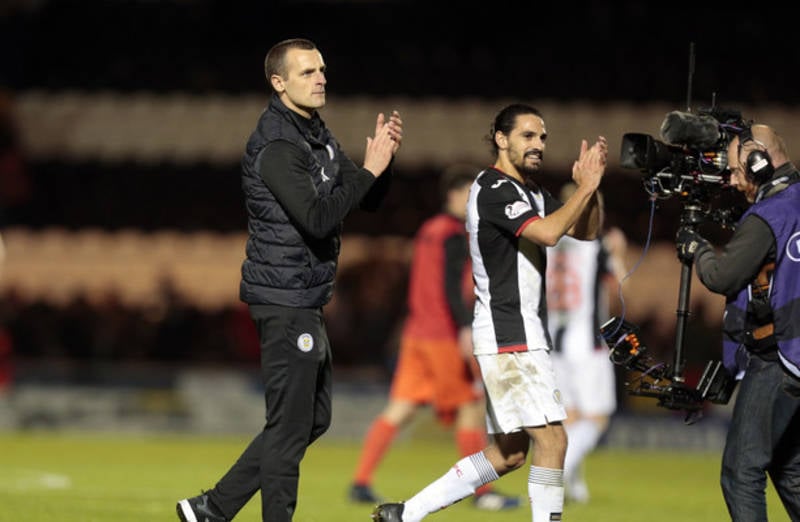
left=0, top=0, right=788, bottom=377
left=1, top=0, right=792, bottom=235
left=3, top=1, right=791, bottom=103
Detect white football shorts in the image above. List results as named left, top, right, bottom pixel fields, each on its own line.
left=476, top=351, right=567, bottom=434
left=551, top=348, right=617, bottom=416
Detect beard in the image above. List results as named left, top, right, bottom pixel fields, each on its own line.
left=520, top=168, right=540, bottom=191
left=518, top=151, right=542, bottom=191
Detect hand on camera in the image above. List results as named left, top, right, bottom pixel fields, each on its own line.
left=675, top=226, right=707, bottom=263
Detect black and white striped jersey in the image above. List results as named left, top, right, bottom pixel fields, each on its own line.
left=466, top=167, right=563, bottom=355
left=545, top=234, right=613, bottom=355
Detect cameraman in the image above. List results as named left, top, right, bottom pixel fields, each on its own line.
left=676, top=124, right=800, bottom=521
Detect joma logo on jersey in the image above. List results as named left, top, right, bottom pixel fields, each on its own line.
left=504, top=200, right=531, bottom=219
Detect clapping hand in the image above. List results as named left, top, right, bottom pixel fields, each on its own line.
left=364, top=110, right=403, bottom=177
left=572, top=136, right=607, bottom=191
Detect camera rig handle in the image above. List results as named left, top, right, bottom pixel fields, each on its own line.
left=600, top=314, right=735, bottom=425
left=672, top=203, right=706, bottom=382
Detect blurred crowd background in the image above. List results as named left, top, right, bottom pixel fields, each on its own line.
left=0, top=0, right=798, bottom=416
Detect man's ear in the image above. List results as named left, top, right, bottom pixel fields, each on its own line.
left=495, top=131, right=507, bottom=150
left=270, top=74, right=285, bottom=93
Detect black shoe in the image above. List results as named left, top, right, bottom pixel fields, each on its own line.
left=371, top=502, right=405, bottom=522
left=176, top=492, right=227, bottom=522
left=472, top=490, right=521, bottom=511
left=350, top=483, right=384, bottom=503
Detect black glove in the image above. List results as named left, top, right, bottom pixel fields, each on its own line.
left=675, top=226, right=707, bottom=263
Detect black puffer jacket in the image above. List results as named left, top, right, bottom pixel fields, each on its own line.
left=239, top=95, right=347, bottom=307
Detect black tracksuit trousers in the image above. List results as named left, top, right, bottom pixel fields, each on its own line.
left=209, top=304, right=332, bottom=521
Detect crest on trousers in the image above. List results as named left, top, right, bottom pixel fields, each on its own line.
left=297, top=333, right=314, bottom=352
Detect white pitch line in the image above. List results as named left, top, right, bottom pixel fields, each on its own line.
left=0, top=468, right=72, bottom=492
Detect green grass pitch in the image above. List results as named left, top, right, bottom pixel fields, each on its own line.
left=0, top=430, right=789, bottom=521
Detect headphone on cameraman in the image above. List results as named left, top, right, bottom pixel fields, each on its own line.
left=738, top=126, right=774, bottom=184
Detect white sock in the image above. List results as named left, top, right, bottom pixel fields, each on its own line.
left=403, top=452, right=498, bottom=522
left=528, top=466, right=564, bottom=522
left=563, top=419, right=601, bottom=481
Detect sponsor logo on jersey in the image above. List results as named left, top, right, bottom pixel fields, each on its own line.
left=297, top=333, right=314, bottom=352
left=505, top=200, right=531, bottom=219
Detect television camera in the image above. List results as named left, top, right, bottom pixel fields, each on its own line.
left=620, top=106, right=747, bottom=227
left=608, top=44, right=743, bottom=423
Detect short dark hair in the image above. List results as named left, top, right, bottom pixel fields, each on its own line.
left=264, top=38, right=317, bottom=91
left=439, top=163, right=478, bottom=198
left=486, top=103, right=543, bottom=156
